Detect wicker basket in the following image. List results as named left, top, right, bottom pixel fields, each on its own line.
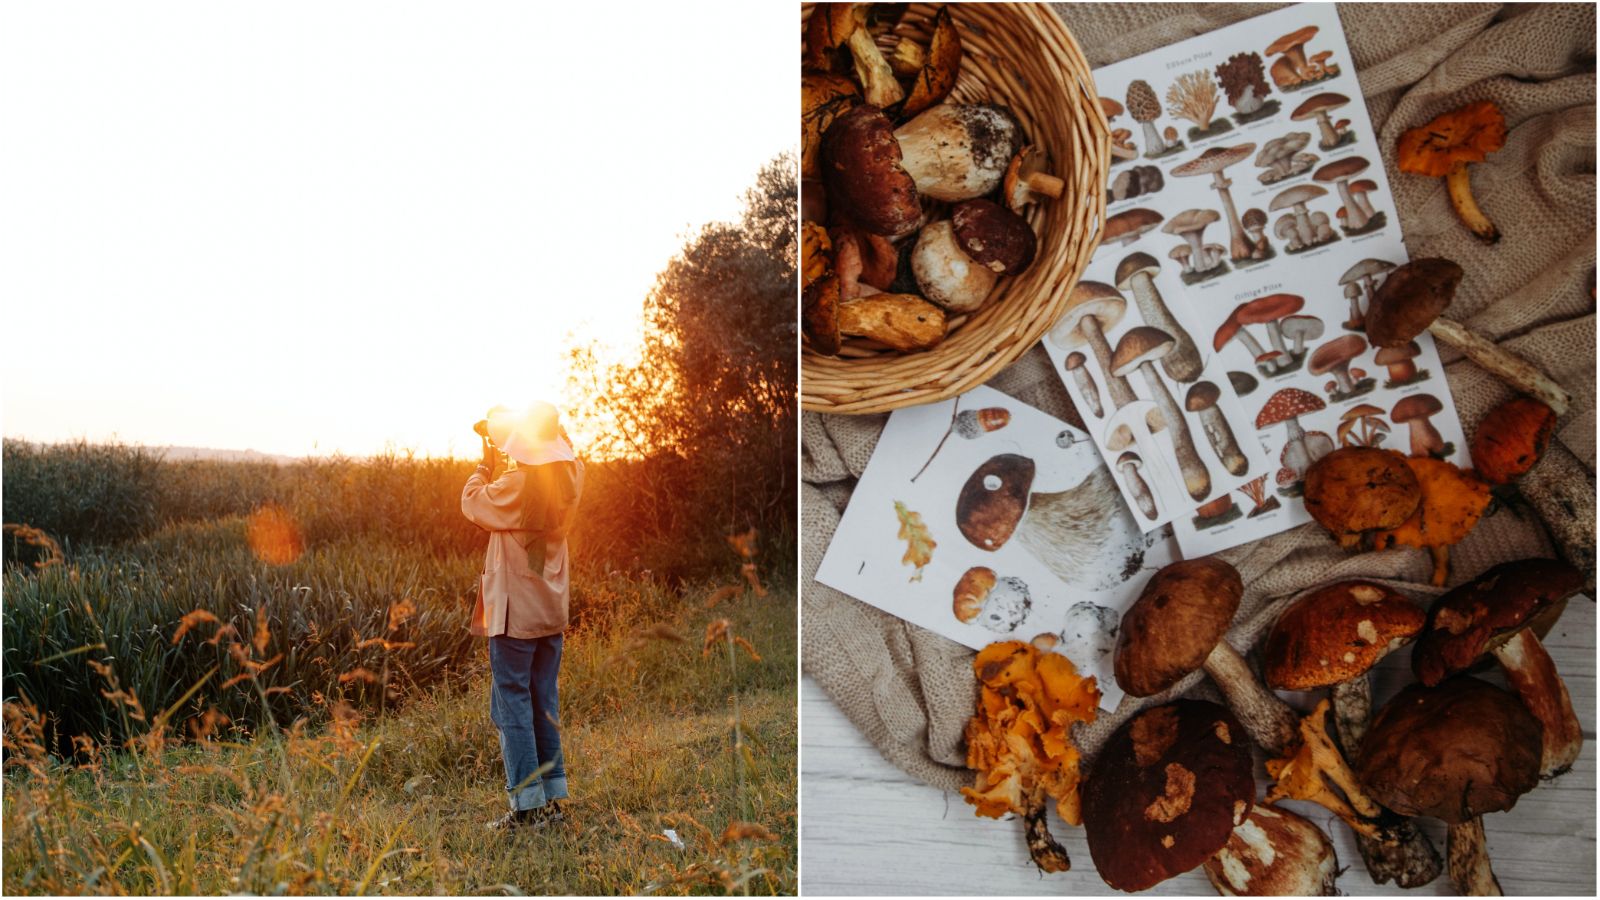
left=801, top=3, right=1109, bottom=415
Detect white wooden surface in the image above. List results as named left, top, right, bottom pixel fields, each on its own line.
left=801, top=601, right=1596, bottom=896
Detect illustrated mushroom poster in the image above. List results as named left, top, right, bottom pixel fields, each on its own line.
left=815, top=385, right=1180, bottom=711
left=1045, top=2, right=1469, bottom=556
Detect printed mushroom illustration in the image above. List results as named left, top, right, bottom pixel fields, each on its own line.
left=1116, top=450, right=1157, bottom=520
left=1047, top=281, right=1138, bottom=409
left=1348, top=178, right=1381, bottom=220
left=1471, top=396, right=1557, bottom=484
left=804, top=3, right=904, bottom=108
left=1412, top=558, right=1584, bottom=780
left=1256, top=388, right=1330, bottom=481
left=1214, top=52, right=1280, bottom=124
left=1002, top=145, right=1066, bottom=211
left=1240, top=208, right=1272, bottom=259
left=1235, top=474, right=1280, bottom=517
left=1185, top=382, right=1247, bottom=476
left=1111, top=327, right=1212, bottom=501
left=1114, top=252, right=1204, bottom=382
left=1168, top=243, right=1192, bottom=273
left=1172, top=145, right=1257, bottom=262
left=1114, top=558, right=1299, bottom=755
left=894, top=103, right=1022, bottom=202
left=1358, top=677, right=1541, bottom=895
left=1310, top=333, right=1375, bottom=401
left=1337, top=257, right=1396, bottom=330
left=950, top=197, right=1036, bottom=271
left=1313, top=156, right=1380, bottom=233
left=1396, top=100, right=1507, bottom=243
left=1269, top=183, right=1335, bottom=251
left=1302, top=447, right=1421, bottom=549
left=1101, top=96, right=1138, bottom=162
left=1099, top=207, right=1165, bottom=249
left=1337, top=403, right=1389, bottom=448
left=1202, top=803, right=1339, bottom=896
left=952, top=566, right=1032, bottom=634
left=1390, top=393, right=1448, bottom=457
left=1063, top=352, right=1102, bottom=418
left=802, top=274, right=946, bottom=355
left=1291, top=92, right=1353, bottom=150
left=1365, top=258, right=1571, bottom=413
left=896, top=5, right=961, bottom=119
left=1255, top=131, right=1316, bottom=184
left=1081, top=700, right=1256, bottom=892
left=1227, top=370, right=1258, bottom=397
left=1127, top=79, right=1183, bottom=159
left=1190, top=494, right=1241, bottom=530
left=1235, top=293, right=1308, bottom=373
left=1108, top=164, right=1164, bottom=203
left=1166, top=70, right=1231, bottom=141
left=1162, top=209, right=1227, bottom=281
left=1374, top=341, right=1426, bottom=387
left=819, top=104, right=922, bottom=238
left=1280, top=314, right=1324, bottom=358
left=1261, top=582, right=1443, bottom=888
left=1057, top=601, right=1121, bottom=675
left=1372, top=456, right=1490, bottom=586
left=1106, top=403, right=1170, bottom=521
left=1265, top=25, right=1339, bottom=90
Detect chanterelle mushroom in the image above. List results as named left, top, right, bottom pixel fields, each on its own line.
left=1397, top=100, right=1507, bottom=243
left=1265, top=700, right=1397, bottom=843
left=1412, top=558, right=1584, bottom=780
left=1082, top=700, right=1254, bottom=892
left=1302, top=447, right=1420, bottom=549
left=1202, top=803, right=1339, bottom=896
left=804, top=3, right=904, bottom=109
left=1371, top=456, right=1490, bottom=586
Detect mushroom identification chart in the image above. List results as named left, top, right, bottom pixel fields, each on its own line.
left=814, top=385, right=1181, bottom=711
left=1044, top=2, right=1469, bottom=557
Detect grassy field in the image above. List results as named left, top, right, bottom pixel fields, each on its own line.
left=2, top=447, right=796, bottom=895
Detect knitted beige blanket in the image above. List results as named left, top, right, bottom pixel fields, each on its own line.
left=801, top=1, right=1596, bottom=792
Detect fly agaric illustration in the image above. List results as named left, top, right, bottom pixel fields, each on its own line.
left=1163, top=209, right=1227, bottom=282
left=1166, top=70, right=1231, bottom=141
left=1269, top=183, right=1336, bottom=252
left=1111, top=327, right=1211, bottom=501
left=1291, top=93, right=1354, bottom=151
left=1265, top=26, right=1340, bottom=90
left=1002, top=145, right=1066, bottom=211
left=1372, top=456, right=1490, bottom=586
left=962, top=640, right=1099, bottom=873
left=1391, top=393, right=1449, bottom=458
left=1063, top=352, right=1102, bottom=418
left=801, top=72, right=860, bottom=180
left=896, top=5, right=962, bottom=120
left=1099, top=207, right=1165, bottom=250
left=1257, top=388, right=1330, bottom=481
left=1215, top=52, right=1280, bottom=124
left=1191, top=494, right=1242, bottom=530
left=803, top=274, right=946, bottom=355
left=1397, top=100, right=1507, bottom=243
left=1358, top=677, right=1541, bottom=895
left=1114, top=252, right=1203, bottom=381
left=1127, top=79, right=1183, bottom=159
left=1310, top=333, right=1375, bottom=401
left=894, top=103, right=1022, bottom=203
left=1186, top=381, right=1248, bottom=476
left=804, top=3, right=904, bottom=108
left=1303, top=447, right=1421, bottom=549
left=1366, top=258, right=1571, bottom=414
left=952, top=566, right=1032, bottom=633
left=1337, top=403, right=1389, bottom=448
left=820, top=104, right=922, bottom=239
left=1374, top=342, right=1426, bottom=388
left=1203, top=803, right=1339, bottom=896
left=1255, top=131, right=1316, bottom=184
left=1471, top=396, right=1557, bottom=484
left=1337, top=257, right=1396, bottom=331
left=1236, top=473, right=1280, bottom=517
left=1413, top=558, right=1583, bottom=780
left=956, top=455, right=1158, bottom=591
left=1172, top=144, right=1257, bottom=262
left=1240, top=207, right=1273, bottom=260
left=1314, top=156, right=1381, bottom=233
left=1047, top=281, right=1138, bottom=409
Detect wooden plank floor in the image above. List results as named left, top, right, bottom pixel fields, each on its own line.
left=801, top=600, right=1596, bottom=896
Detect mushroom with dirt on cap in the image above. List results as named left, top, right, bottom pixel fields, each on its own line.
left=1338, top=257, right=1396, bottom=331
left=894, top=103, right=1023, bottom=202
left=1310, top=333, right=1375, bottom=401
left=1047, top=281, right=1138, bottom=409
left=1203, top=803, right=1340, bottom=896
left=1163, top=209, right=1228, bottom=280
left=1375, top=341, right=1426, bottom=387
left=1062, top=352, right=1103, bottom=418
left=1291, top=92, right=1353, bottom=150
left=805, top=3, right=904, bottom=108
left=1255, top=131, right=1315, bottom=184
left=820, top=104, right=922, bottom=238
left=952, top=566, right=1032, bottom=634
left=1099, top=207, right=1165, bottom=249
left=1412, top=557, right=1584, bottom=780
left=1256, top=387, right=1332, bottom=481
left=1302, top=447, right=1421, bottom=549
left=1390, top=393, right=1449, bottom=458
left=911, top=199, right=1036, bottom=313
left=1314, top=156, right=1377, bottom=232
left=1111, top=327, right=1212, bottom=501
left=1397, top=100, right=1507, bottom=243
left=1115, top=252, right=1204, bottom=382
left=1358, top=677, right=1542, bottom=895
left=1186, top=381, right=1248, bottom=476
left=1366, top=257, right=1571, bottom=414
left=1172, top=144, right=1258, bottom=262
left=1269, top=183, right=1333, bottom=251
left=1127, top=79, right=1183, bottom=159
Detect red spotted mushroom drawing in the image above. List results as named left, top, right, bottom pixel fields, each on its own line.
left=1257, top=387, right=1333, bottom=495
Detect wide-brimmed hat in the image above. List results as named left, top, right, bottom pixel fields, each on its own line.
left=483, top=401, right=574, bottom=467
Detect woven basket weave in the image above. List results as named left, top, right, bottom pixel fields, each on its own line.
left=801, top=2, right=1109, bottom=414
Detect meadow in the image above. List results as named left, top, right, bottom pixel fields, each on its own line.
left=2, top=440, right=797, bottom=895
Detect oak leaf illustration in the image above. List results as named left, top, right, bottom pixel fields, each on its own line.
left=894, top=500, right=937, bottom=581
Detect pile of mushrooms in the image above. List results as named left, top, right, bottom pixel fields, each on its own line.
left=802, top=4, right=1059, bottom=357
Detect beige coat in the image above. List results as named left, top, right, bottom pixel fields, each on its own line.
left=462, top=459, right=584, bottom=638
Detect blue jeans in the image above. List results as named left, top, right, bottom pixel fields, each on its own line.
left=488, top=634, right=567, bottom=811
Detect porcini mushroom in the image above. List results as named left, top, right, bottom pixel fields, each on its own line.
left=1309, top=333, right=1374, bottom=400
left=910, top=221, right=996, bottom=313
left=1358, top=677, right=1542, bottom=895
left=894, top=103, right=1021, bottom=202
left=1313, top=155, right=1374, bottom=232
left=1269, top=183, right=1332, bottom=250
left=1371, top=456, right=1490, bottom=586
left=1302, top=447, right=1421, bottom=549
left=1063, top=352, right=1102, bottom=418
left=820, top=104, right=921, bottom=238
left=804, top=3, right=905, bottom=108
left=1163, top=209, right=1227, bottom=280
left=1110, top=327, right=1211, bottom=500
left=1390, top=393, right=1447, bottom=457
left=952, top=567, right=1032, bottom=633
left=1471, top=396, right=1556, bottom=484
left=1127, top=79, right=1182, bottom=159
left=1003, top=145, right=1066, bottom=211
left=1082, top=700, right=1255, bottom=892
left=950, top=198, right=1036, bottom=275
left=1203, top=803, right=1339, bottom=896
left=1338, top=257, right=1396, bottom=331
left=1114, top=558, right=1299, bottom=755
left=1412, top=558, right=1584, bottom=779
left=1115, top=252, right=1203, bottom=381
left=1172, top=145, right=1258, bottom=262
left=898, top=5, right=961, bottom=120
left=801, top=71, right=860, bottom=179
left=802, top=274, right=947, bottom=355
left=1397, top=100, right=1507, bottom=243
left=1366, top=257, right=1572, bottom=414
left=1256, top=388, right=1330, bottom=481
left=1291, top=92, right=1352, bottom=150
left=1374, top=342, right=1425, bottom=387
left=1047, top=281, right=1138, bottom=409
left=1186, top=381, right=1247, bottom=476
left=1254, top=131, right=1314, bottom=184
left=1100, top=207, right=1165, bottom=249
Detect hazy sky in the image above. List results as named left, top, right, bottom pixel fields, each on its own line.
left=1, top=2, right=790, bottom=459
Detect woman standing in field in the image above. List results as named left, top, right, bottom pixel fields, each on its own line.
left=462, top=402, right=584, bottom=832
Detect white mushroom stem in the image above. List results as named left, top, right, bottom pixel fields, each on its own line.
left=1426, top=316, right=1573, bottom=415
left=1353, top=191, right=1376, bottom=218
left=1210, top=172, right=1253, bottom=262
left=1312, top=110, right=1340, bottom=148
left=1448, top=818, right=1502, bottom=896
left=1291, top=203, right=1316, bottom=246
left=1135, top=362, right=1210, bottom=500
left=1079, top=315, right=1140, bottom=408
left=1232, top=328, right=1273, bottom=367
left=1119, top=458, right=1157, bottom=519
left=1139, top=120, right=1169, bottom=156
left=1202, top=640, right=1299, bottom=756
left=1196, top=406, right=1248, bottom=476
left=1265, top=321, right=1290, bottom=356
left=1333, top=177, right=1370, bottom=230
left=1068, top=367, right=1103, bottom=418
left=1127, top=271, right=1204, bottom=382
left=1281, top=418, right=1313, bottom=479
left=1491, top=627, right=1583, bottom=778
left=1025, top=171, right=1066, bottom=198
left=1344, top=285, right=1364, bottom=328
left=1328, top=362, right=1357, bottom=394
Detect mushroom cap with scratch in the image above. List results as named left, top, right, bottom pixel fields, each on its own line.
left=1202, top=803, right=1339, bottom=897
left=1048, top=281, right=1127, bottom=348
left=1113, top=251, right=1161, bottom=290
left=1114, top=557, right=1244, bottom=697
left=1265, top=25, right=1319, bottom=57
left=1238, top=293, right=1305, bottom=327
left=1171, top=144, right=1257, bottom=179
left=1255, top=387, right=1324, bottom=429
left=1308, top=333, right=1367, bottom=377
left=1261, top=581, right=1425, bottom=690
left=1268, top=183, right=1328, bottom=212
left=955, top=453, right=1035, bottom=551
left=1339, top=257, right=1395, bottom=286
left=1290, top=92, right=1350, bottom=122
left=1312, top=155, right=1369, bottom=183
left=1372, top=341, right=1420, bottom=367
left=1410, top=558, right=1582, bottom=686
left=1366, top=257, right=1464, bottom=347
left=1103, top=208, right=1166, bottom=245
left=1357, top=676, right=1541, bottom=824
left=1110, top=325, right=1178, bottom=378
left=1162, top=208, right=1222, bottom=237
left=1082, top=699, right=1255, bottom=892
left=1184, top=381, right=1221, bottom=412
left=1390, top=392, right=1442, bottom=424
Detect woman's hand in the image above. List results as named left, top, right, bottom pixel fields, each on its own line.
left=480, top=436, right=498, bottom=473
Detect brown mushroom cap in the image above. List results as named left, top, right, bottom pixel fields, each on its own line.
left=1255, top=387, right=1324, bottom=428
left=1303, top=447, right=1421, bottom=540
left=1269, top=183, right=1328, bottom=211
left=1185, top=381, right=1221, bottom=412
left=802, top=274, right=843, bottom=355
left=956, top=454, right=1035, bottom=551
left=1390, top=392, right=1442, bottom=423
left=1261, top=581, right=1425, bottom=690
left=1104, top=208, right=1165, bottom=244
left=1357, top=676, right=1541, bottom=824
left=1065, top=351, right=1087, bottom=370
left=1163, top=208, right=1222, bottom=236
left=1110, top=325, right=1177, bottom=378
left=1083, top=700, right=1255, bottom=892
left=1266, top=25, right=1319, bottom=57
left=1241, top=208, right=1268, bottom=230
left=1313, top=155, right=1369, bottom=182
left=1291, top=92, right=1351, bottom=121
left=1366, top=257, right=1463, bottom=346
left=1411, top=558, right=1583, bottom=686
left=1372, top=342, right=1421, bottom=366
left=952, top=566, right=997, bottom=624
left=951, top=199, right=1037, bottom=274
left=1113, top=251, right=1160, bottom=289
left=1308, top=333, right=1367, bottom=376
left=1100, top=96, right=1125, bottom=119
left=820, top=104, right=921, bottom=239
left=1115, top=558, right=1243, bottom=697
left=1172, top=144, right=1257, bottom=178
left=1340, top=402, right=1385, bottom=422
left=1002, top=145, right=1047, bottom=212
left=1049, top=281, right=1127, bottom=348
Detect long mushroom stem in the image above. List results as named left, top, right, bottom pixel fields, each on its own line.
left=1201, top=640, right=1298, bottom=755
left=1446, top=162, right=1499, bottom=244
left=1081, top=316, right=1139, bottom=408
left=1197, top=407, right=1248, bottom=476
left=1212, top=173, right=1252, bottom=262
left=1138, top=364, right=1211, bottom=501
left=1265, top=701, right=1396, bottom=842
left=1024, top=801, right=1071, bottom=872
left=1026, top=172, right=1066, bottom=198
left=1448, top=818, right=1502, bottom=895
left=1128, top=272, right=1204, bottom=382
left=1491, top=628, right=1583, bottom=778
left=1426, top=316, right=1571, bottom=414
left=1333, top=679, right=1445, bottom=888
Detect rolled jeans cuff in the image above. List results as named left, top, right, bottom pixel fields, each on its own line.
left=508, top=775, right=568, bottom=811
